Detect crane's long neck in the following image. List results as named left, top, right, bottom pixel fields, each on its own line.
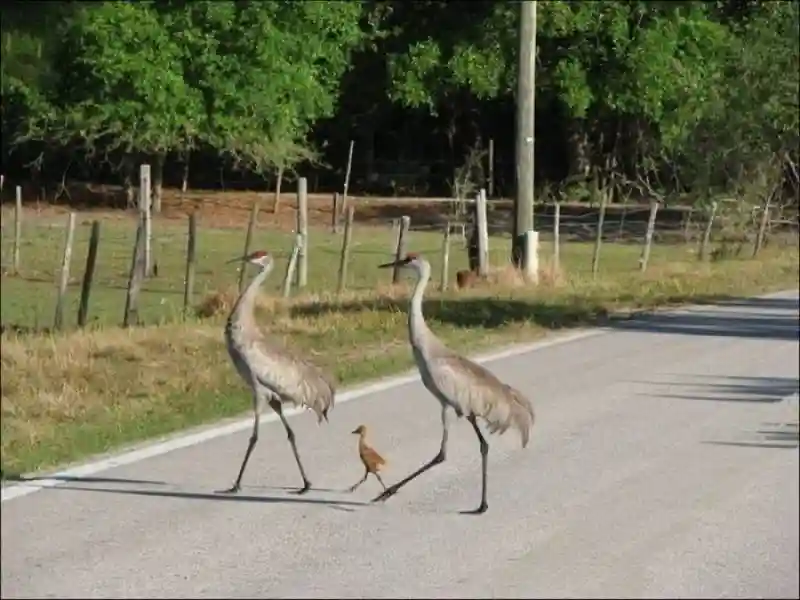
left=229, top=263, right=272, bottom=327
left=408, top=261, right=435, bottom=353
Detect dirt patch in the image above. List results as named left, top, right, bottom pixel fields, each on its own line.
left=4, top=182, right=474, bottom=232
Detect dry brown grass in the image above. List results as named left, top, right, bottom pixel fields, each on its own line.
left=1, top=243, right=798, bottom=476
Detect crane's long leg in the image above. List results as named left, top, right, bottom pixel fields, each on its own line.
left=462, top=414, right=489, bottom=515
left=348, top=469, right=369, bottom=493
left=374, top=472, right=387, bottom=492
left=371, top=405, right=449, bottom=503
left=218, top=393, right=260, bottom=494
left=270, top=399, right=312, bottom=494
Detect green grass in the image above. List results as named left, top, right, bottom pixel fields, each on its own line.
left=1, top=209, right=798, bottom=477
left=1, top=210, right=705, bottom=329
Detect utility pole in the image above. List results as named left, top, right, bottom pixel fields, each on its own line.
left=513, top=0, right=538, bottom=279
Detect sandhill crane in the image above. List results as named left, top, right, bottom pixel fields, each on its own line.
left=218, top=249, right=336, bottom=495
left=348, top=424, right=388, bottom=493
left=373, top=253, right=535, bottom=514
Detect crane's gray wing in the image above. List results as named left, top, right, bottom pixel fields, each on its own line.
left=248, top=334, right=337, bottom=422
left=429, top=353, right=535, bottom=447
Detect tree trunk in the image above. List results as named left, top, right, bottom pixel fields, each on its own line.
left=122, top=155, right=136, bottom=209
left=272, top=166, right=284, bottom=214
left=181, top=151, right=190, bottom=194
left=566, top=119, right=591, bottom=182
left=152, top=152, right=165, bottom=213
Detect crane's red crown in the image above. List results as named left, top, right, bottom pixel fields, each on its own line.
left=249, top=250, right=269, bottom=259
left=405, top=253, right=419, bottom=261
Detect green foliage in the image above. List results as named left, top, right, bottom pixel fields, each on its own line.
left=0, top=0, right=797, bottom=206
left=48, top=2, right=202, bottom=158
left=384, top=2, right=516, bottom=112
left=5, top=1, right=366, bottom=173
left=159, top=1, right=367, bottom=173
left=665, top=0, right=800, bottom=197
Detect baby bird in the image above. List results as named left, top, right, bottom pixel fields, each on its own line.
left=348, top=424, right=387, bottom=493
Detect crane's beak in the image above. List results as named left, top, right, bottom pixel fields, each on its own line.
left=226, top=256, right=248, bottom=264
left=351, top=428, right=360, bottom=434
left=378, top=259, right=403, bottom=269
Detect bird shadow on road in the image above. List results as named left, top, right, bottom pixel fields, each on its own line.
left=703, top=424, right=799, bottom=450
left=1, top=473, right=167, bottom=486
left=39, top=483, right=370, bottom=512
left=704, top=440, right=799, bottom=450
left=640, top=375, right=799, bottom=404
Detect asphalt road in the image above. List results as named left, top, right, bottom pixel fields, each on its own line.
left=2, top=292, right=799, bottom=599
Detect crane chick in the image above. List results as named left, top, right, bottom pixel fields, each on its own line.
left=348, top=424, right=388, bottom=493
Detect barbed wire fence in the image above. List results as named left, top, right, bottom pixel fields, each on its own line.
left=1, top=169, right=797, bottom=334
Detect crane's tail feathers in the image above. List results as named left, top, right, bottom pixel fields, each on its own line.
left=483, top=385, right=535, bottom=448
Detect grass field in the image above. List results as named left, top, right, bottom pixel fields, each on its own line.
left=1, top=199, right=798, bottom=477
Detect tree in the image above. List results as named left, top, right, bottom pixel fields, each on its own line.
left=15, top=3, right=203, bottom=209
left=8, top=1, right=367, bottom=206
left=160, top=1, right=367, bottom=185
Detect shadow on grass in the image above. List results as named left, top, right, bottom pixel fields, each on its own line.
left=41, top=484, right=368, bottom=512
left=289, top=292, right=795, bottom=337
left=291, top=295, right=614, bottom=331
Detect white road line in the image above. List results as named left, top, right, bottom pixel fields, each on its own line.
left=3, top=288, right=795, bottom=504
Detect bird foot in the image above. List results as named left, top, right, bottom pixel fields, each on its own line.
left=459, top=502, right=488, bottom=515
left=371, top=486, right=398, bottom=503
left=215, top=483, right=241, bottom=495
left=290, top=482, right=311, bottom=495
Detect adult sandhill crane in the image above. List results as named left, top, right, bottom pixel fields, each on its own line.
left=218, top=249, right=336, bottom=495
left=374, top=253, right=535, bottom=514
left=348, top=424, right=388, bottom=493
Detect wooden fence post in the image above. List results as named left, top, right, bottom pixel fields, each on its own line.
left=53, top=212, right=77, bottom=330
left=342, top=140, right=354, bottom=215
left=476, top=189, right=489, bottom=276
left=440, top=221, right=451, bottom=291
left=753, top=191, right=773, bottom=257
left=332, top=192, right=340, bottom=233
left=282, top=234, right=302, bottom=298
left=239, top=201, right=259, bottom=293
left=77, top=220, right=100, bottom=327
left=123, top=217, right=146, bottom=327
left=390, top=219, right=401, bottom=253
left=139, top=164, right=152, bottom=277
left=183, top=213, right=197, bottom=317
left=296, top=177, right=308, bottom=288
left=553, top=201, right=561, bottom=271
left=699, top=201, right=718, bottom=261
left=639, top=200, right=660, bottom=272
left=591, top=178, right=609, bottom=279
left=392, top=215, right=411, bottom=284
left=13, top=185, right=22, bottom=274
left=337, top=205, right=355, bottom=294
